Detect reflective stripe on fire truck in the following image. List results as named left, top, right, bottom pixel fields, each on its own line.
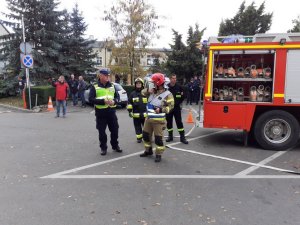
left=205, top=50, right=214, bottom=98
left=274, top=94, right=284, bottom=97
left=209, top=44, right=300, bottom=50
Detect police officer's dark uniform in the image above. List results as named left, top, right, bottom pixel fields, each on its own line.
left=166, top=74, right=188, bottom=144
left=127, top=78, right=147, bottom=143
left=89, top=69, right=122, bottom=155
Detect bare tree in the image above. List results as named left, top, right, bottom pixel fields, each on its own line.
left=104, top=0, right=159, bottom=84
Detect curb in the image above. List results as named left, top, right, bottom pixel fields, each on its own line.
left=0, top=103, right=32, bottom=113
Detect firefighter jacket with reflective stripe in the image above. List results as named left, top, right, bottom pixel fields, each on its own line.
left=168, top=83, right=184, bottom=107
left=127, top=89, right=147, bottom=118
left=89, top=81, right=118, bottom=113
left=142, top=88, right=174, bottom=119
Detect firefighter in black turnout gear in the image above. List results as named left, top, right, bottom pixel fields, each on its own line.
left=166, top=74, right=188, bottom=144
left=127, top=77, right=147, bottom=143
left=89, top=69, right=123, bottom=156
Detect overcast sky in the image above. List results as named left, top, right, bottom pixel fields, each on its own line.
left=1, top=0, right=299, bottom=48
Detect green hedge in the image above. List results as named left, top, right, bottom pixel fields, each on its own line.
left=122, top=85, right=135, bottom=96
left=25, top=85, right=55, bottom=109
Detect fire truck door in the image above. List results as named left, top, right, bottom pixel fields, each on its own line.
left=285, top=50, right=300, bottom=103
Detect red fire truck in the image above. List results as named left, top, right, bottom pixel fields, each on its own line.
left=203, top=33, right=300, bottom=150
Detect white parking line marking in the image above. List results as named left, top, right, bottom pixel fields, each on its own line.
left=41, top=151, right=143, bottom=178
left=169, top=145, right=296, bottom=174
left=235, top=150, right=290, bottom=176
left=44, top=175, right=300, bottom=179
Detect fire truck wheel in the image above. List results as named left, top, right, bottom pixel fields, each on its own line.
left=254, top=110, right=299, bottom=150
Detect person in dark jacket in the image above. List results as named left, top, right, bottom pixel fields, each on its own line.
left=89, top=68, right=123, bottom=156
left=68, top=74, right=79, bottom=106
left=166, top=74, right=188, bottom=144
left=78, top=75, right=87, bottom=108
left=127, top=77, right=147, bottom=143
left=51, top=75, right=69, bottom=118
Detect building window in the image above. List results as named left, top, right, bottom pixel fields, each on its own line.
left=147, top=55, right=154, bottom=66
left=96, top=57, right=102, bottom=66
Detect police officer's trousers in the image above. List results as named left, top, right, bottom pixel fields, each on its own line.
left=143, top=118, right=166, bottom=155
left=96, top=112, right=119, bottom=150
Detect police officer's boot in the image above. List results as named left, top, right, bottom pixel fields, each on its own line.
left=179, top=131, right=188, bottom=144
left=155, top=155, right=162, bottom=163
left=140, top=147, right=153, bottom=157
left=166, top=131, right=173, bottom=142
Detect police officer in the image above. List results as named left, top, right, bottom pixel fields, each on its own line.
left=166, top=74, right=188, bottom=144
left=89, top=68, right=123, bottom=156
left=127, top=77, right=147, bottom=143
left=140, top=73, right=174, bottom=162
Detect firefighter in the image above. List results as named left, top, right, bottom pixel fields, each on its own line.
left=140, top=73, right=174, bottom=162
left=127, top=77, right=147, bottom=143
left=88, top=68, right=123, bottom=156
left=166, top=74, right=188, bottom=144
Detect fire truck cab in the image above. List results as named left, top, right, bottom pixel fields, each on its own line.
left=203, top=33, right=300, bottom=150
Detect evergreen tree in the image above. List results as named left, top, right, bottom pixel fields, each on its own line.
left=0, top=0, right=73, bottom=79
left=288, top=15, right=300, bottom=33
left=166, top=25, right=205, bottom=81
left=218, top=1, right=272, bottom=36
left=66, top=3, right=96, bottom=76
left=166, top=29, right=187, bottom=80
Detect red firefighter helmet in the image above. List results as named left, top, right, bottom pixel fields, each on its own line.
left=151, top=73, right=165, bottom=86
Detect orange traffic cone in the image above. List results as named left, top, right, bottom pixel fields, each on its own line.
left=22, top=89, right=27, bottom=109
left=185, top=109, right=194, bottom=124
left=47, top=96, right=54, bottom=111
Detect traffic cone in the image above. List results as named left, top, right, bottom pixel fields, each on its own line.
left=47, top=96, right=54, bottom=111
left=185, top=109, right=194, bottom=124
left=22, top=89, right=27, bottom=109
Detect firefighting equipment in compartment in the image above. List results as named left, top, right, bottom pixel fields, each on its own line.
left=228, top=67, right=236, bottom=77
left=244, top=67, right=251, bottom=77
left=233, top=90, right=237, bottom=101
left=264, top=86, right=271, bottom=102
left=250, top=65, right=258, bottom=78
left=250, top=86, right=257, bottom=101
left=237, top=87, right=244, bottom=101
left=213, top=88, right=219, bottom=100
left=219, top=89, right=224, bottom=101
left=217, top=64, right=224, bottom=77
left=228, top=87, right=233, bottom=100
left=237, top=67, right=245, bottom=78
left=257, top=85, right=264, bottom=101
left=257, top=68, right=264, bottom=77
left=264, top=67, right=272, bottom=78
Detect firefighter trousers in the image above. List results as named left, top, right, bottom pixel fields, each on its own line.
left=166, top=107, right=184, bottom=134
left=142, top=118, right=166, bottom=155
left=133, top=117, right=145, bottom=140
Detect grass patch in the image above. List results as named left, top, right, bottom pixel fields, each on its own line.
left=0, top=96, right=24, bottom=108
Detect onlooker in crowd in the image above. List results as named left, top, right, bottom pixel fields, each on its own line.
left=51, top=75, right=69, bottom=118
left=89, top=68, right=123, bottom=156
left=186, top=78, right=194, bottom=105
left=193, top=75, right=200, bottom=105
left=68, top=74, right=79, bottom=106
left=18, top=76, right=26, bottom=96
left=78, top=76, right=87, bottom=108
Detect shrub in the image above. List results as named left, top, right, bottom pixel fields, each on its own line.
left=25, top=85, right=55, bottom=108
left=122, top=85, right=135, bottom=95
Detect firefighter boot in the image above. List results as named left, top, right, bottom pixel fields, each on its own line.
left=155, top=155, right=162, bottom=163
left=140, top=147, right=153, bottom=157
left=180, top=132, right=188, bottom=144
left=166, top=131, right=173, bottom=142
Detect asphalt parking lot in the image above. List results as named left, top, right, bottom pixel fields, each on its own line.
left=0, top=104, right=300, bottom=225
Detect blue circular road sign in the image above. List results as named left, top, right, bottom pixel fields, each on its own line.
left=22, top=55, right=34, bottom=68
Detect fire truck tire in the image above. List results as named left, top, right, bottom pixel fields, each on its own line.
left=254, top=110, right=299, bottom=150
